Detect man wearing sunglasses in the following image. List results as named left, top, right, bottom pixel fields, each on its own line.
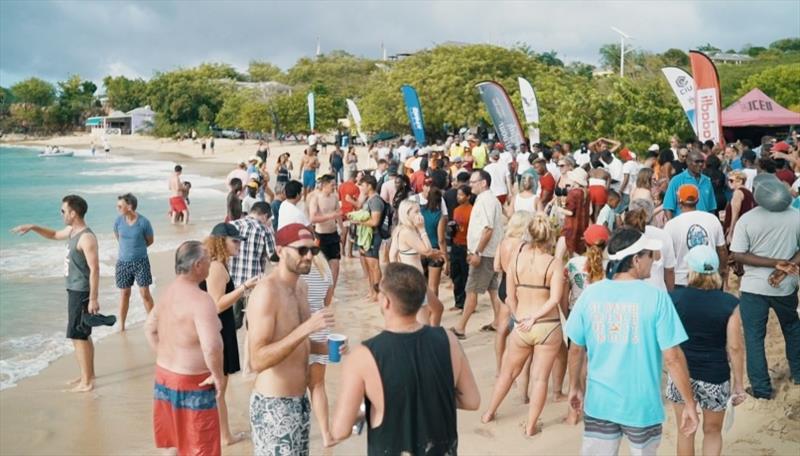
left=662, top=150, right=717, bottom=219
left=247, top=223, right=335, bottom=455
left=12, top=195, right=101, bottom=393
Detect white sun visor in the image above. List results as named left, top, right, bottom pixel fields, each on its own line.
left=608, top=236, right=663, bottom=261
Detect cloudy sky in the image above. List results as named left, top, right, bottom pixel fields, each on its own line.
left=1, top=0, right=798, bottom=88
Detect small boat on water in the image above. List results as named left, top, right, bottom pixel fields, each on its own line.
left=38, top=146, right=74, bottom=158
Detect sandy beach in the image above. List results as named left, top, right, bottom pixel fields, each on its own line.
left=1, top=135, right=799, bottom=455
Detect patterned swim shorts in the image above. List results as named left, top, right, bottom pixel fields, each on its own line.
left=115, top=257, right=153, bottom=288
left=250, top=392, right=310, bottom=456
left=665, top=376, right=730, bottom=412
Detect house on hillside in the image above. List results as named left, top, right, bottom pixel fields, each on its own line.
left=85, top=105, right=155, bottom=135
left=710, top=52, right=754, bottom=64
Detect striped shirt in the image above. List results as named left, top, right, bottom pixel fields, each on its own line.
left=303, top=264, right=332, bottom=364
left=228, top=216, right=276, bottom=287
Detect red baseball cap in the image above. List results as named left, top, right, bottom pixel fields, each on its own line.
left=275, top=223, right=314, bottom=246
left=773, top=141, right=790, bottom=152
left=583, top=224, right=609, bottom=246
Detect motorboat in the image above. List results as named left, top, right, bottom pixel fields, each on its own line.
left=38, top=147, right=74, bottom=158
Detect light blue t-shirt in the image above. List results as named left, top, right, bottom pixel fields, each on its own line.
left=113, top=214, right=154, bottom=261
left=565, top=279, right=687, bottom=427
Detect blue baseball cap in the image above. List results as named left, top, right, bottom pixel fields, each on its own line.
left=686, top=245, right=719, bottom=274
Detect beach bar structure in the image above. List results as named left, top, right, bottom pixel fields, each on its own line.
left=85, top=105, right=155, bottom=135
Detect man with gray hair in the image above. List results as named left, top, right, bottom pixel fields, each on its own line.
left=145, top=241, right=224, bottom=456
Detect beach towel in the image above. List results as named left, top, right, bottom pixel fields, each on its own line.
left=153, top=365, right=221, bottom=456
left=347, top=209, right=373, bottom=250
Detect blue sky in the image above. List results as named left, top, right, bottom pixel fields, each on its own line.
left=1, top=0, right=798, bottom=88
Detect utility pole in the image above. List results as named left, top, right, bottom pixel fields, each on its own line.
left=611, top=26, right=632, bottom=77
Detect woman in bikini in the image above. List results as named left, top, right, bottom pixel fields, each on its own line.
left=389, top=199, right=446, bottom=325
left=481, top=213, right=564, bottom=436
left=493, top=211, right=534, bottom=388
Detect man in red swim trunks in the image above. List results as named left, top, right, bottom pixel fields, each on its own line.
left=169, top=165, right=189, bottom=225
left=145, top=241, right=224, bottom=456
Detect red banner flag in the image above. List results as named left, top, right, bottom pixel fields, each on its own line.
left=689, top=51, right=724, bottom=146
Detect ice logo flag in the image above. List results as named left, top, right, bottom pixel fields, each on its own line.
left=689, top=51, right=723, bottom=146
left=401, top=85, right=426, bottom=145
left=661, top=67, right=697, bottom=134
left=475, top=81, right=526, bottom=148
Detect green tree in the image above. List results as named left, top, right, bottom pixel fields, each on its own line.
left=248, top=61, right=285, bottom=82
left=103, top=76, right=148, bottom=112
left=696, top=43, right=721, bottom=53
left=769, top=38, right=800, bottom=53
left=660, top=48, right=689, bottom=67
left=56, top=75, right=100, bottom=127
left=10, top=77, right=55, bottom=106
left=735, top=64, right=800, bottom=111
left=146, top=66, right=228, bottom=133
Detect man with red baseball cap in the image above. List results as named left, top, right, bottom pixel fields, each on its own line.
left=247, top=223, right=336, bottom=455
left=664, top=184, right=727, bottom=287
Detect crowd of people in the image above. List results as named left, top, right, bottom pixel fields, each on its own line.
left=10, top=129, right=800, bottom=456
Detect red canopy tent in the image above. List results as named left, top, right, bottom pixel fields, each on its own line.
left=722, top=88, right=800, bottom=127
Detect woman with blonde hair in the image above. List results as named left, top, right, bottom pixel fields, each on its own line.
left=482, top=213, right=564, bottom=436
left=201, top=223, right=259, bottom=446
left=723, top=170, right=755, bottom=244
left=303, top=250, right=336, bottom=446
left=667, top=245, right=745, bottom=456
left=506, top=173, right=541, bottom=217
left=389, top=199, right=446, bottom=325
left=630, top=167, right=655, bottom=203
left=492, top=210, right=535, bottom=379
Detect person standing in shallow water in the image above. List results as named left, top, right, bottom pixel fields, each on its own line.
left=12, top=195, right=102, bottom=393
left=113, top=193, right=155, bottom=331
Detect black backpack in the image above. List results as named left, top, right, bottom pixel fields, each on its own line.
left=377, top=199, right=394, bottom=239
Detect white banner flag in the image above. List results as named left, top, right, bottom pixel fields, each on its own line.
left=346, top=99, right=368, bottom=145
left=518, top=77, right=540, bottom=145
left=661, top=67, right=697, bottom=134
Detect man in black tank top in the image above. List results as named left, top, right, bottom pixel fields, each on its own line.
left=329, top=263, right=480, bottom=455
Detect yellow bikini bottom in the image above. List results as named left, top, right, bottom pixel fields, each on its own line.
left=515, top=318, right=562, bottom=346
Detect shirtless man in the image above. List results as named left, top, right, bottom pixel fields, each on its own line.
left=169, top=165, right=189, bottom=224
left=12, top=195, right=101, bottom=393
left=308, top=174, right=343, bottom=287
left=300, top=148, right=320, bottom=201
left=145, top=241, right=224, bottom=456
left=248, top=223, right=335, bottom=455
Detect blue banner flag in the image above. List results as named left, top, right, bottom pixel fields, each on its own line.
left=401, top=84, right=426, bottom=146
left=475, top=81, right=526, bottom=148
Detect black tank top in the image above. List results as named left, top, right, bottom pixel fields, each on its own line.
left=363, top=326, right=457, bottom=456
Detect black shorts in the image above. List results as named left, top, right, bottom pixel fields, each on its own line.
left=421, top=256, right=445, bottom=269
left=316, top=231, right=341, bottom=260
left=67, top=290, right=92, bottom=340
left=363, top=232, right=382, bottom=259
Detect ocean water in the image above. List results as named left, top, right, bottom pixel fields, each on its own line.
left=0, top=145, right=226, bottom=389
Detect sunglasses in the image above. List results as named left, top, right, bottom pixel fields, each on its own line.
left=693, top=159, right=705, bottom=164
left=284, top=245, right=320, bottom=257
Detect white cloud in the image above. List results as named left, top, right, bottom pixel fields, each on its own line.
left=0, top=0, right=798, bottom=86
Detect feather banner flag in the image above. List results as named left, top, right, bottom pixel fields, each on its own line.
left=475, top=81, right=526, bottom=148
left=689, top=51, right=724, bottom=145
left=661, top=67, right=698, bottom=135
left=518, top=77, right=540, bottom=145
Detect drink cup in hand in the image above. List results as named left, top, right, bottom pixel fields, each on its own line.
left=327, top=334, right=348, bottom=363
